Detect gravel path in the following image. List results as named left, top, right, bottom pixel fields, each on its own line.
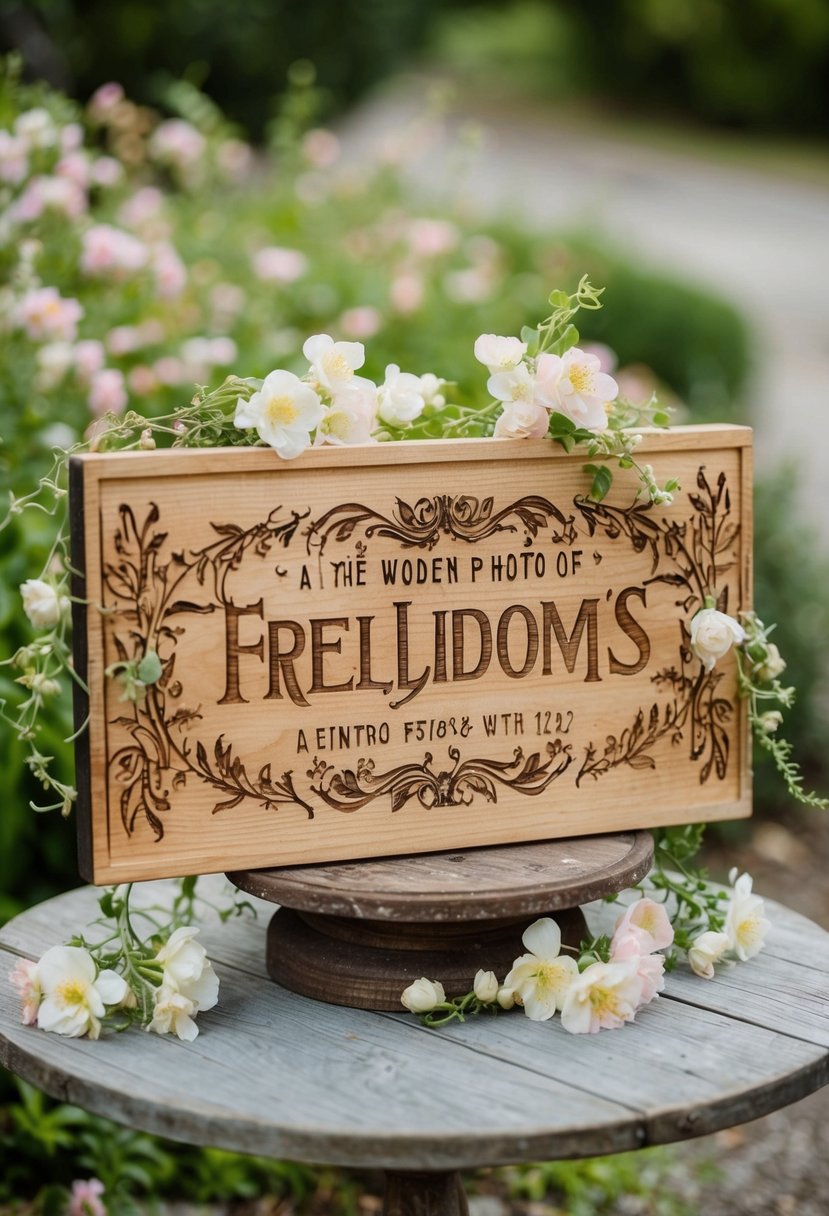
left=338, top=73, right=829, bottom=550
left=336, top=77, right=829, bottom=1212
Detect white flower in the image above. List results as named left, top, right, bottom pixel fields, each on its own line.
left=36, top=946, right=128, bottom=1040
left=418, top=372, right=446, bottom=407
left=493, top=400, right=549, bottom=439
left=487, top=362, right=536, bottom=406
left=690, top=607, right=746, bottom=673
left=234, top=370, right=323, bottom=459
left=473, top=969, right=499, bottom=1004
left=154, top=926, right=219, bottom=1011
left=473, top=334, right=527, bottom=371
left=725, top=872, right=769, bottom=962
left=377, top=364, right=426, bottom=426
left=757, top=710, right=783, bottom=734
left=559, top=959, right=644, bottom=1034
left=147, top=985, right=200, bottom=1041
left=688, top=930, right=730, bottom=979
left=15, top=108, right=57, bottom=149
left=10, top=958, right=41, bottom=1025
left=21, top=578, right=69, bottom=630
left=496, top=986, right=516, bottom=1010
left=756, top=642, right=786, bottom=682
left=315, top=392, right=376, bottom=446
left=504, top=918, right=579, bottom=1021
left=534, top=347, right=617, bottom=431
left=303, top=333, right=365, bottom=392
left=401, top=976, right=446, bottom=1013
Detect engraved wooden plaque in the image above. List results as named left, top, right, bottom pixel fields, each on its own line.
left=70, top=426, right=752, bottom=883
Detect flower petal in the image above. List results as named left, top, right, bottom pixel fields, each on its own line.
left=521, top=917, right=562, bottom=961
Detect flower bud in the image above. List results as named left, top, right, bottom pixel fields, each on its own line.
left=757, top=710, right=783, bottom=734
left=20, top=579, right=69, bottom=630
left=400, top=977, right=445, bottom=1013
left=139, top=427, right=156, bottom=450
left=689, top=607, right=746, bottom=673
left=496, top=986, right=516, bottom=1010
left=756, top=642, right=786, bottom=683
left=473, top=969, right=499, bottom=1004
left=688, top=930, right=730, bottom=979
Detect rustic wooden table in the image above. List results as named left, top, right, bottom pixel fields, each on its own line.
left=1, top=858, right=828, bottom=1216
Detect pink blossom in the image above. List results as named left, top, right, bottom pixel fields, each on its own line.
left=18, top=287, right=83, bottom=342
left=444, top=267, right=494, bottom=304
left=151, top=243, right=187, bottom=298
left=138, top=319, right=165, bottom=345
left=149, top=119, right=206, bottom=171
left=207, top=336, right=237, bottom=365
left=68, top=1178, right=106, bottom=1216
left=88, top=82, right=124, bottom=121
left=89, top=157, right=123, bottom=188
left=0, top=130, right=28, bottom=184
left=611, top=898, right=674, bottom=955
left=339, top=306, right=382, bottom=340
left=580, top=342, right=618, bottom=374
left=302, top=128, right=340, bottom=168
left=106, top=325, right=143, bottom=356
left=128, top=364, right=158, bottom=396
left=118, top=187, right=165, bottom=230
left=216, top=139, right=253, bottom=179
left=81, top=224, right=148, bottom=279
left=60, top=123, right=84, bottom=152
left=56, top=152, right=90, bottom=188
left=88, top=368, right=127, bottom=416
left=210, top=282, right=245, bottom=321
left=252, top=246, right=308, bottom=284
left=74, top=339, right=105, bottom=383
left=153, top=356, right=185, bottom=386
left=408, top=218, right=459, bottom=258
left=609, top=931, right=666, bottom=1003
left=8, top=181, right=44, bottom=223
left=10, top=958, right=41, bottom=1025
left=390, top=272, right=424, bottom=314
left=11, top=176, right=87, bottom=223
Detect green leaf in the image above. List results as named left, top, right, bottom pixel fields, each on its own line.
left=137, top=650, right=163, bottom=684
left=549, top=323, right=578, bottom=356
left=585, top=463, right=613, bottom=501
left=548, top=411, right=576, bottom=435
left=520, top=325, right=539, bottom=356
left=547, top=289, right=570, bottom=309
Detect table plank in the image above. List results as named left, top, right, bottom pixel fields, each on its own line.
left=2, top=877, right=827, bottom=1171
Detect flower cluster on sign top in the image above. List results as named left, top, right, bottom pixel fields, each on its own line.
left=401, top=876, right=769, bottom=1033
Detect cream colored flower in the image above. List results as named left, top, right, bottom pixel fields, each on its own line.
left=154, top=926, right=219, bottom=1011
left=689, top=607, right=746, bottom=673
left=36, top=946, right=128, bottom=1039
left=493, top=400, right=549, bottom=439
left=504, top=918, right=579, bottom=1021
left=473, top=334, right=527, bottom=372
left=611, top=897, right=674, bottom=954
left=377, top=364, right=425, bottom=426
left=688, top=930, right=730, bottom=979
left=401, top=977, right=445, bottom=1013
left=559, top=959, right=644, bottom=1034
left=725, top=872, right=769, bottom=962
left=757, top=710, right=783, bottom=734
left=534, top=348, right=617, bottom=431
left=234, top=370, right=323, bottom=459
left=21, top=578, right=69, bottom=630
left=496, top=986, right=516, bottom=1010
left=147, top=985, right=199, bottom=1041
left=10, top=958, right=41, bottom=1025
left=756, top=642, right=786, bottom=682
left=473, top=969, right=499, bottom=1004
left=303, top=333, right=365, bottom=391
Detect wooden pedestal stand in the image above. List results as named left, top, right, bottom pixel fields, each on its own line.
left=228, top=831, right=653, bottom=1013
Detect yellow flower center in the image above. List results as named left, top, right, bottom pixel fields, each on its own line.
left=737, top=914, right=762, bottom=949
left=264, top=395, right=298, bottom=427
left=568, top=363, right=594, bottom=395
left=512, top=380, right=532, bottom=403
left=589, top=985, right=621, bottom=1018
left=323, top=351, right=353, bottom=381
left=321, top=410, right=351, bottom=441
left=56, top=979, right=88, bottom=1006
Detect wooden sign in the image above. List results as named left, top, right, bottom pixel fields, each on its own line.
left=70, top=426, right=752, bottom=883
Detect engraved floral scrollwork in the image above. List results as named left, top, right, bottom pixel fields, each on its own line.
left=104, top=502, right=312, bottom=840
left=308, top=742, right=574, bottom=814
left=305, top=494, right=576, bottom=555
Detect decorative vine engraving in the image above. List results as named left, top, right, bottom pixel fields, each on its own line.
left=104, top=502, right=311, bottom=840
left=576, top=467, right=739, bottom=784
left=308, top=742, right=574, bottom=813
left=305, top=494, right=577, bottom=555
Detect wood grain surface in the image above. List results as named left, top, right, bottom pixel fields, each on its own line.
left=71, top=426, right=752, bottom=884
left=2, top=873, right=826, bottom=1171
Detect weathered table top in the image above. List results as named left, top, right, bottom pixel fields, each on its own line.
left=1, top=874, right=828, bottom=1171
